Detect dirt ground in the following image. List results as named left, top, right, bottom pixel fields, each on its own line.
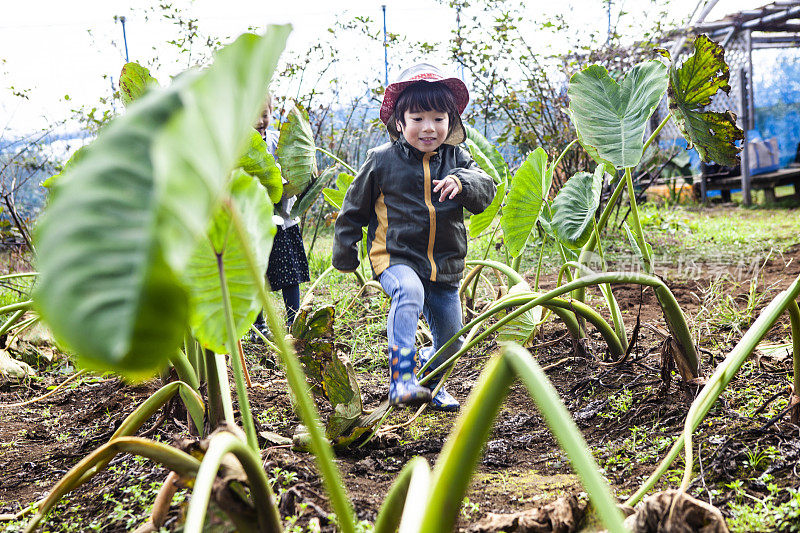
left=2, top=244, right=800, bottom=532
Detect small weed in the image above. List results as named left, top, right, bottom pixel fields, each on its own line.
left=258, top=406, right=280, bottom=429
left=269, top=466, right=299, bottom=497
left=598, top=388, right=633, bottom=419
left=744, top=445, right=770, bottom=472
left=460, top=496, right=480, bottom=519
left=726, top=487, right=800, bottom=533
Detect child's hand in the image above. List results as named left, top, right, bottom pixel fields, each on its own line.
left=432, top=176, right=460, bottom=202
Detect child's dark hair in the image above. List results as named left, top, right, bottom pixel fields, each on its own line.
left=395, top=82, right=459, bottom=135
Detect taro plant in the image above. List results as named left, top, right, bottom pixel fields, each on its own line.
left=18, top=24, right=635, bottom=533
left=452, top=35, right=746, bottom=384
left=13, top=23, right=799, bottom=533
left=306, top=37, right=742, bottom=444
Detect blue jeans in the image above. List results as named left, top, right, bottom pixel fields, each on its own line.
left=379, top=264, right=464, bottom=368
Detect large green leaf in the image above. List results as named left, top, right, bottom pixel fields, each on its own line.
left=291, top=165, right=337, bottom=218
left=119, top=62, right=159, bottom=107
left=464, top=125, right=508, bottom=183
left=550, top=165, right=605, bottom=249
left=666, top=35, right=743, bottom=166
left=34, top=27, right=291, bottom=380
left=34, top=90, right=189, bottom=380
left=237, top=129, right=283, bottom=203
left=568, top=61, right=668, bottom=169
left=500, top=148, right=551, bottom=257
left=322, top=173, right=355, bottom=210
left=153, top=28, right=291, bottom=273
left=464, top=139, right=500, bottom=183
left=469, top=179, right=505, bottom=238
left=183, top=170, right=274, bottom=354
left=497, top=282, right=543, bottom=347
left=276, top=103, right=318, bottom=198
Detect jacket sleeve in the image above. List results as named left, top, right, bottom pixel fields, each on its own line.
left=332, top=152, right=378, bottom=272
left=449, top=146, right=497, bottom=215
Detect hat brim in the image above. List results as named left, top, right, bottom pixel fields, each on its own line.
left=380, top=76, right=470, bottom=125
left=386, top=110, right=466, bottom=145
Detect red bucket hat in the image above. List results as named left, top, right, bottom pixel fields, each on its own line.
left=380, top=63, right=470, bottom=145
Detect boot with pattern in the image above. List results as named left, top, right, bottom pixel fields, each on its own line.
left=388, top=345, right=432, bottom=407
left=417, top=346, right=460, bottom=412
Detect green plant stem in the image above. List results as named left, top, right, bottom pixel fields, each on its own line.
left=74, top=381, right=204, bottom=487
left=374, top=457, right=430, bottom=533
left=184, top=333, right=200, bottom=376
left=511, top=254, right=522, bottom=273
left=213, top=351, right=236, bottom=425
left=216, top=250, right=258, bottom=452
left=169, top=349, right=200, bottom=391
left=624, top=167, right=652, bottom=273
left=463, top=260, right=584, bottom=340
left=627, top=275, right=800, bottom=506
left=352, top=269, right=367, bottom=287
left=419, top=284, right=624, bottom=385
left=0, top=300, right=33, bottom=315
left=0, top=272, right=38, bottom=281
left=791, top=300, right=800, bottom=423
left=5, top=315, right=38, bottom=346
left=204, top=348, right=225, bottom=427
left=579, top=218, right=628, bottom=352
left=421, top=354, right=514, bottom=533
left=575, top=175, right=626, bottom=304
left=422, top=267, right=695, bottom=380
left=466, top=259, right=524, bottom=286
left=534, top=238, right=546, bottom=290
left=469, top=221, right=503, bottom=303
left=0, top=309, right=27, bottom=337
left=504, top=344, right=627, bottom=533
left=316, top=147, right=356, bottom=174
left=228, top=203, right=357, bottom=533
left=301, top=264, right=335, bottom=308
left=184, top=431, right=282, bottom=533
left=25, top=437, right=201, bottom=533
left=551, top=139, right=579, bottom=171
left=642, top=115, right=671, bottom=155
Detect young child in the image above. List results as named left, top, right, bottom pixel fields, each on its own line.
left=252, top=94, right=310, bottom=339
left=333, top=64, right=496, bottom=410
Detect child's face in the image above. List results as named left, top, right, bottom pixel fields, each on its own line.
left=397, top=109, right=449, bottom=153
left=256, top=108, right=272, bottom=133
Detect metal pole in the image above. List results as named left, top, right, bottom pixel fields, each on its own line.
left=740, top=66, right=752, bottom=206
left=745, top=29, right=755, bottom=133
left=382, top=5, right=388, bottom=85
left=119, top=16, right=130, bottom=63
left=456, top=5, right=464, bottom=81
left=607, top=0, right=612, bottom=44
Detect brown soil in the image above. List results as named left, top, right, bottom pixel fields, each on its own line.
left=2, top=246, right=800, bottom=531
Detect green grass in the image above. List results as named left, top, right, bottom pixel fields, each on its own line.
left=636, top=203, right=800, bottom=265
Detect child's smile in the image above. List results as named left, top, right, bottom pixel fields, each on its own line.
left=398, top=109, right=450, bottom=153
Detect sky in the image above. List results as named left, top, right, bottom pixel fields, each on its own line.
left=0, top=0, right=769, bottom=138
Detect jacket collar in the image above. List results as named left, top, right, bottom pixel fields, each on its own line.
left=397, top=135, right=439, bottom=161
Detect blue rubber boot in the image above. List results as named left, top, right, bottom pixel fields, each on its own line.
left=388, top=346, right=432, bottom=407
left=417, top=347, right=460, bottom=412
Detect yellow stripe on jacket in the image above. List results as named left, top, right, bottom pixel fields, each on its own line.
left=422, top=152, right=437, bottom=281
left=369, top=192, right=390, bottom=275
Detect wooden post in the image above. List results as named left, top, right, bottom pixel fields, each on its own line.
left=740, top=66, right=752, bottom=206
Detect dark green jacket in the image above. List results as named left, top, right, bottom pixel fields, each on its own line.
left=333, top=136, right=496, bottom=285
